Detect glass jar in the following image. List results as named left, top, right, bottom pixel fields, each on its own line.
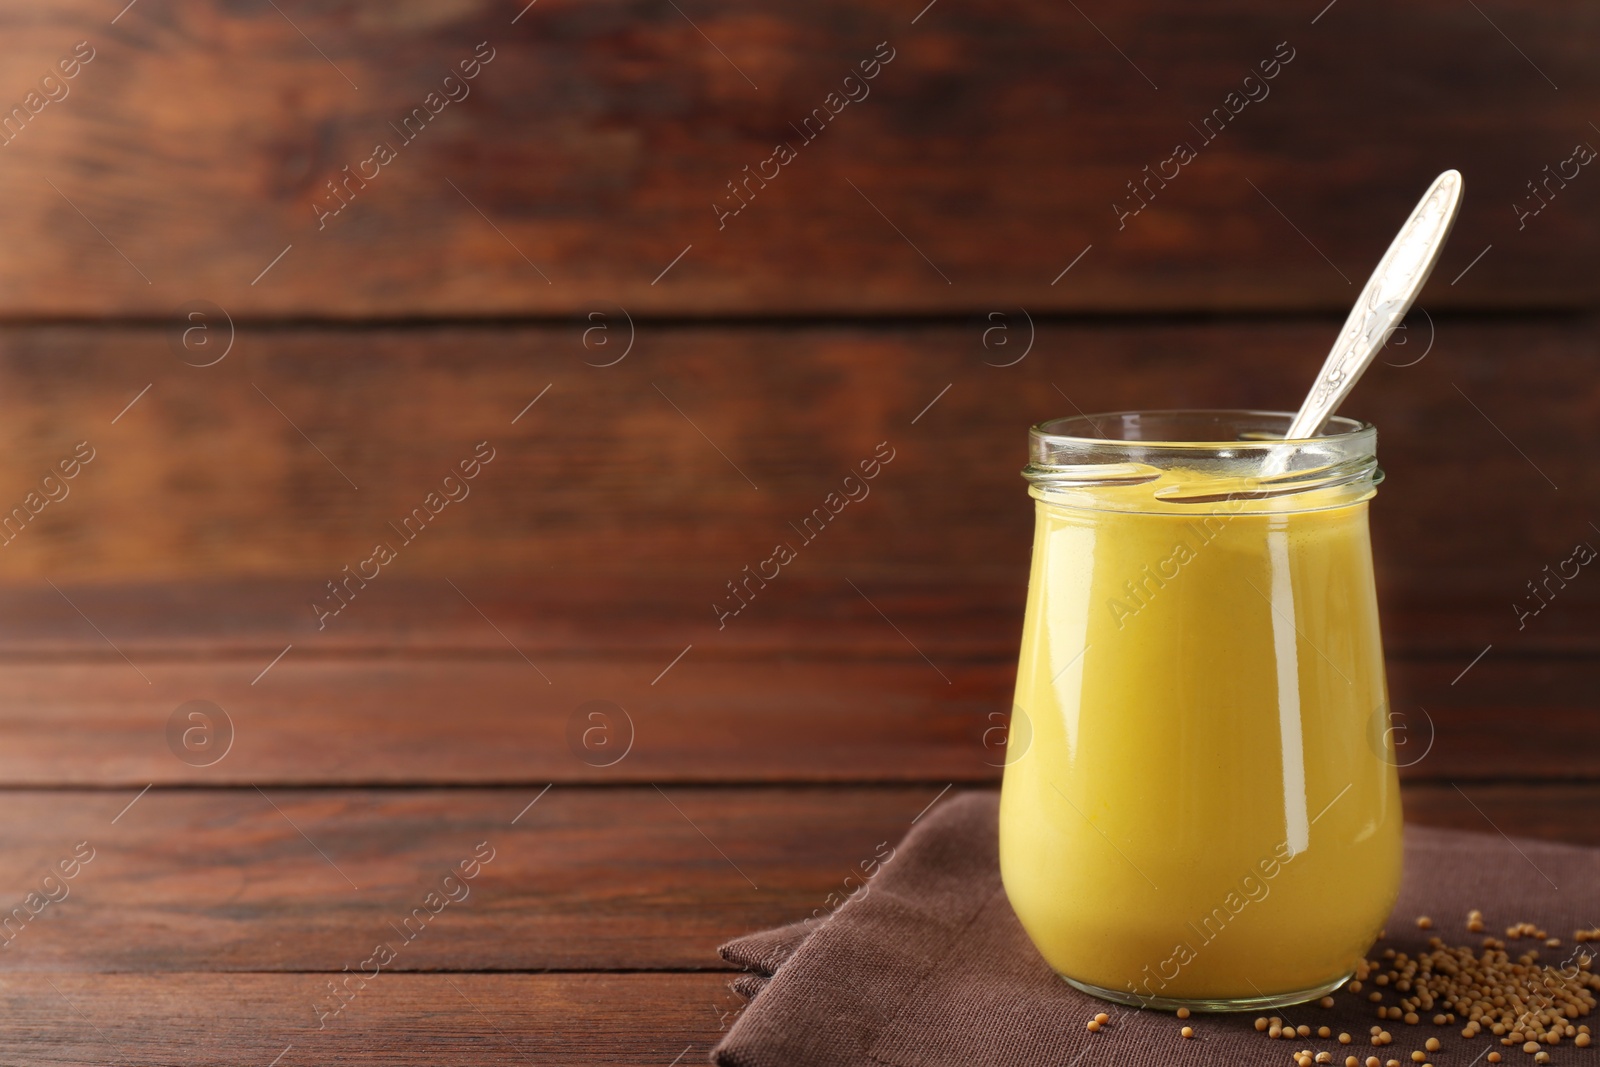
left=998, top=410, right=1401, bottom=1011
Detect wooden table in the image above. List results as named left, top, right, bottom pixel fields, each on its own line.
left=6, top=656, right=1596, bottom=1067
left=3, top=625, right=1596, bottom=1067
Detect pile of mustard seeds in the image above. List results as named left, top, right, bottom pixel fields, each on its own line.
left=1267, top=914, right=1599, bottom=1065
left=1082, top=913, right=1599, bottom=1066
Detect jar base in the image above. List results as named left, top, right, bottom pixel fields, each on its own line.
left=1060, top=970, right=1353, bottom=1013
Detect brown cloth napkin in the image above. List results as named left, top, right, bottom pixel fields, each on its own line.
left=713, top=791, right=1600, bottom=1067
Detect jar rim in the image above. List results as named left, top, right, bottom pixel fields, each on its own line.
left=1025, top=409, right=1381, bottom=509
left=1031, top=409, right=1373, bottom=450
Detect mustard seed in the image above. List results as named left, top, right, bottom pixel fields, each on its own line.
left=1577, top=1033, right=1592, bottom=1047
left=1319, top=1027, right=1332, bottom=1039
left=1316, top=1054, right=1332, bottom=1065
left=1417, top=917, right=1433, bottom=930
left=1176, top=1007, right=1190, bottom=1019
left=1180, top=1026, right=1193, bottom=1039
left=1321, top=996, right=1337, bottom=1009
left=1487, top=1055, right=1501, bottom=1064
left=1299, top=1024, right=1312, bottom=1038
left=1523, top=1041, right=1540, bottom=1053
left=1366, top=1058, right=1381, bottom=1067
left=1086, top=1020, right=1099, bottom=1032
left=1340, top=1033, right=1352, bottom=1044
left=1346, top=1058, right=1359, bottom=1067
left=1424, top=1038, right=1440, bottom=1052
left=1255, top=1017, right=1269, bottom=1031
left=1094, top=1012, right=1109, bottom=1024
left=1409, top=1053, right=1425, bottom=1064
left=1350, top=981, right=1364, bottom=993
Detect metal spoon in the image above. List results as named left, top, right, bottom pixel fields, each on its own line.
left=1282, top=170, right=1464, bottom=441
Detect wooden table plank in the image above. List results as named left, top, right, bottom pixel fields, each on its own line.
left=0, top=657, right=1591, bottom=786
left=1403, top=783, right=1600, bottom=847
left=0, top=658, right=989, bottom=786
left=9, top=578, right=1595, bottom=661
left=0, top=785, right=937, bottom=973
left=0, top=783, right=1590, bottom=975
left=0, top=2, right=1594, bottom=314
left=0, top=972, right=729, bottom=1067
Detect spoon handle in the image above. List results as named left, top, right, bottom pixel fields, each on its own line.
left=1283, top=170, right=1464, bottom=441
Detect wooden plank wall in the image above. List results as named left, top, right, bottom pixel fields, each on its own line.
left=0, top=1, right=1594, bottom=315
left=0, top=319, right=1592, bottom=644
left=0, top=3, right=1596, bottom=1062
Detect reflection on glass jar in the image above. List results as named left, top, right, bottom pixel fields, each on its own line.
left=998, top=410, right=1401, bottom=1012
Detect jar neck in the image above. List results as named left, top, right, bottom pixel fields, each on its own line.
left=1023, top=409, right=1381, bottom=516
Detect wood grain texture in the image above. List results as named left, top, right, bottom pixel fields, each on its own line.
left=0, top=784, right=1589, bottom=976
left=0, top=318, right=1592, bottom=656
left=0, top=578, right=1591, bottom=662
left=0, top=1, right=1593, bottom=315
left=0, top=785, right=939, bottom=972
left=0, top=657, right=992, bottom=786
left=0, top=656, right=1590, bottom=787
left=0, top=972, right=729, bottom=1066
left=1403, top=783, right=1600, bottom=849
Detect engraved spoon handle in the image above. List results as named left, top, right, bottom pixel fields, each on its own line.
left=1283, top=170, right=1464, bottom=441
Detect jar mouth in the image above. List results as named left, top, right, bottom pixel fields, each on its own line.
left=1032, top=409, right=1372, bottom=449
left=1025, top=409, right=1380, bottom=511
